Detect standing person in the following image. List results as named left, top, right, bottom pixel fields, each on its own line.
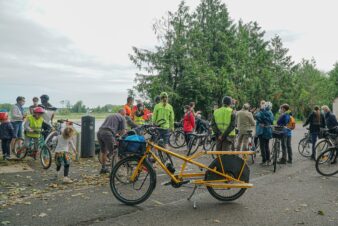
left=255, top=102, right=274, bottom=166
left=133, top=103, right=146, bottom=126
left=0, top=112, right=16, bottom=160
left=321, top=105, right=338, bottom=134
left=277, top=104, right=293, bottom=164
left=303, top=106, right=326, bottom=160
left=124, top=96, right=134, bottom=117
left=10, top=96, right=26, bottom=138
left=211, top=96, right=236, bottom=151
left=236, top=103, right=256, bottom=151
left=152, top=92, right=175, bottom=149
left=29, top=97, right=39, bottom=115
left=39, top=95, right=56, bottom=139
left=253, top=100, right=266, bottom=149
left=97, top=109, right=127, bottom=174
left=183, top=105, right=195, bottom=148
left=54, top=126, right=77, bottom=183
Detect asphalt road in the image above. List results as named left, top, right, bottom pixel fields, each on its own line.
left=1, top=126, right=337, bottom=226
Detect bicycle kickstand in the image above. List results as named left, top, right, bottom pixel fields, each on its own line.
left=187, top=185, right=198, bottom=209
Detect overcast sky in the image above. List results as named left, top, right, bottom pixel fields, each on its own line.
left=1, top=0, right=337, bottom=107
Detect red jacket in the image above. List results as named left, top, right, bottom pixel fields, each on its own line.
left=183, top=111, right=195, bottom=132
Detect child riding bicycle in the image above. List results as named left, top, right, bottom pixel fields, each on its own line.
left=23, top=107, right=45, bottom=158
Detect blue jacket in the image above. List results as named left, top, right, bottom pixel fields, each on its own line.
left=255, top=109, right=274, bottom=139
left=277, top=112, right=292, bottom=137
left=0, top=121, right=16, bottom=140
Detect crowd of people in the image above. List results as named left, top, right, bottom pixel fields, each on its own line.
left=1, top=93, right=338, bottom=180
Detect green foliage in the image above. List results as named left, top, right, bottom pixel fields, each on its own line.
left=71, top=101, right=86, bottom=113
left=129, top=0, right=336, bottom=119
left=0, top=103, right=12, bottom=112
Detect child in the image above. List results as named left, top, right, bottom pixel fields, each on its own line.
left=0, top=112, right=16, bottom=160
left=24, top=107, right=45, bottom=157
left=54, top=126, right=77, bottom=184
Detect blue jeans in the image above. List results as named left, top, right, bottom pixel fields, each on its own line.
left=11, top=121, right=23, bottom=138
left=311, top=132, right=319, bottom=157
left=157, top=128, right=170, bottom=145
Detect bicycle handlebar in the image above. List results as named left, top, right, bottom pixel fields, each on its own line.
left=56, top=119, right=81, bottom=126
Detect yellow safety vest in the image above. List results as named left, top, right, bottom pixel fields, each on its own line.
left=134, top=115, right=145, bottom=125
left=213, top=107, right=236, bottom=136
left=26, top=115, right=43, bottom=138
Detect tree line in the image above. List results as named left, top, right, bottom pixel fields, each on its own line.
left=129, top=0, right=338, bottom=119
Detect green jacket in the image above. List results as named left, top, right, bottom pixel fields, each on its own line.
left=152, top=103, right=175, bottom=130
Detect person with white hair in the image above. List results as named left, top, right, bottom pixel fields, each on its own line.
left=321, top=105, right=338, bottom=133
left=236, top=103, right=256, bottom=151
left=255, top=101, right=274, bottom=166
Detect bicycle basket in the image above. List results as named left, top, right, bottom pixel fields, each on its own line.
left=272, top=131, right=284, bottom=139
left=118, top=139, right=146, bottom=156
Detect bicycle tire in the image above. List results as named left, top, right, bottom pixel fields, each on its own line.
left=314, top=139, right=332, bottom=160
left=298, top=138, right=312, bottom=158
left=157, top=139, right=174, bottom=166
left=203, top=135, right=213, bottom=151
left=169, top=132, right=179, bottom=148
left=40, top=145, right=52, bottom=169
left=172, top=131, right=186, bottom=148
left=211, top=142, right=217, bottom=159
left=187, top=135, right=200, bottom=156
left=13, top=138, right=27, bottom=160
left=110, top=156, right=156, bottom=205
left=205, top=155, right=249, bottom=201
left=315, top=147, right=338, bottom=176
left=45, top=131, right=58, bottom=153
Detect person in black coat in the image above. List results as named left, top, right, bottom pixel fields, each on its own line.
left=303, top=106, right=326, bottom=159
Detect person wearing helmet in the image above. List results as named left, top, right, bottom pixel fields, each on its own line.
left=152, top=92, right=175, bottom=148
left=29, top=97, right=39, bottom=115
left=211, top=96, right=236, bottom=151
left=23, top=107, right=45, bottom=154
left=255, top=101, right=274, bottom=166
left=39, top=95, right=56, bottom=139
left=133, top=103, right=146, bottom=126
left=10, top=96, right=26, bottom=138
left=0, top=112, right=16, bottom=160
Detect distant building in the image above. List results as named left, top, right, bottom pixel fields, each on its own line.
left=333, top=97, right=338, bottom=118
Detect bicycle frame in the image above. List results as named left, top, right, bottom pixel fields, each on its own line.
left=130, top=142, right=254, bottom=189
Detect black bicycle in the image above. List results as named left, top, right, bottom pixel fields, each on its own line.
left=271, top=126, right=285, bottom=173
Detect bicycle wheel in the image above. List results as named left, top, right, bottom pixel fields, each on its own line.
left=314, top=139, right=332, bottom=160
left=187, top=135, right=200, bottom=156
left=205, top=155, right=249, bottom=201
left=203, top=135, right=213, bottom=151
left=211, top=142, right=217, bottom=159
left=45, top=131, right=58, bottom=153
left=298, top=138, right=312, bottom=158
left=172, top=131, right=186, bottom=148
left=13, top=138, right=27, bottom=160
left=169, top=132, right=179, bottom=148
left=110, top=156, right=156, bottom=205
left=40, top=146, right=52, bottom=169
left=315, top=147, right=338, bottom=176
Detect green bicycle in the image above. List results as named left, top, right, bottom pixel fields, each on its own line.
left=13, top=133, right=52, bottom=169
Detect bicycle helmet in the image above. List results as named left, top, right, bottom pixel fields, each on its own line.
left=33, top=107, right=45, bottom=114
left=40, top=95, right=49, bottom=101
left=0, top=112, right=8, bottom=120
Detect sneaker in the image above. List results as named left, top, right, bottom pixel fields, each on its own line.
left=266, top=160, right=271, bottom=166
left=100, top=168, right=110, bottom=174
left=277, top=159, right=286, bottom=164
left=287, top=159, right=292, bottom=164
left=62, top=177, right=73, bottom=184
